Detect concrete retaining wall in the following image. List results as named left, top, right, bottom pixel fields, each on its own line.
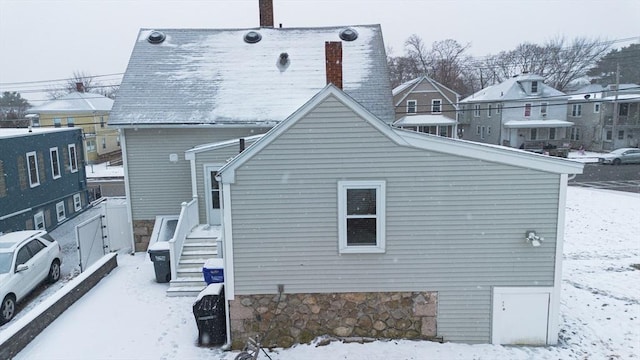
left=0, top=253, right=118, bottom=359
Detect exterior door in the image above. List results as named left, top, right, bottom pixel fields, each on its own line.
left=206, top=167, right=222, bottom=225
left=492, top=287, right=551, bottom=345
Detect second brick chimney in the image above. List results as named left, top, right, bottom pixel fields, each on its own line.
left=325, top=41, right=343, bottom=89
left=259, top=0, right=274, bottom=28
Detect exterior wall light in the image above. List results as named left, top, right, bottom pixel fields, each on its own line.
left=525, top=230, right=544, bottom=247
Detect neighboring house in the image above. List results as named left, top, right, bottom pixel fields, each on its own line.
left=392, top=76, right=460, bottom=138
left=459, top=74, right=572, bottom=149
left=199, top=85, right=582, bottom=347
left=0, top=128, right=88, bottom=234
left=108, top=17, right=394, bottom=252
left=567, top=84, right=640, bottom=151
left=27, top=87, right=119, bottom=163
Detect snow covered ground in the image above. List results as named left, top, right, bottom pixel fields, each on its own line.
left=6, top=186, right=639, bottom=359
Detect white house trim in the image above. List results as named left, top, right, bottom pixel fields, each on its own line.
left=549, top=173, right=569, bottom=344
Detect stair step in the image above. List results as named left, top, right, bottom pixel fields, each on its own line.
left=166, top=285, right=206, bottom=297
left=171, top=277, right=207, bottom=287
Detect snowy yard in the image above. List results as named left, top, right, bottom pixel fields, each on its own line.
left=7, top=186, right=639, bottom=359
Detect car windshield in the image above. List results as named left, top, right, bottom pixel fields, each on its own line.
left=0, top=253, right=12, bottom=274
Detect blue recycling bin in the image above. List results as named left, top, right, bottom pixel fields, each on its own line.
left=203, top=258, right=224, bottom=284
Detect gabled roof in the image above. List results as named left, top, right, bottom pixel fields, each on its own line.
left=109, top=25, right=394, bottom=127
left=217, top=85, right=583, bottom=183
left=460, top=73, right=566, bottom=103
left=28, top=92, right=113, bottom=114
left=392, top=76, right=460, bottom=107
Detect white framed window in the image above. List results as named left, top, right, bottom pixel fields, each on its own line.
left=476, top=125, right=481, bottom=136
left=549, top=128, right=556, bottom=140
left=618, top=130, right=625, bottom=140
left=67, top=117, right=75, bottom=127
left=531, top=81, right=538, bottom=93
left=473, top=104, right=481, bottom=117
left=34, top=211, right=45, bottom=230
left=605, top=129, right=612, bottom=141
left=86, top=140, right=96, bottom=152
left=68, top=144, right=78, bottom=173
left=27, top=151, right=40, bottom=188
left=102, top=137, right=106, bottom=149
left=50, top=147, right=61, bottom=179
left=480, top=126, right=486, bottom=139
left=487, top=104, right=493, bottom=117
left=540, top=102, right=548, bottom=116
left=594, top=103, right=600, bottom=113
left=73, top=193, right=82, bottom=211
left=530, top=128, right=538, bottom=140
left=431, top=99, right=442, bottom=114
left=53, top=118, right=61, bottom=127
left=619, top=103, right=629, bottom=116
left=407, top=100, right=417, bottom=114
left=524, top=103, right=532, bottom=117
left=572, top=104, right=582, bottom=117
left=496, top=103, right=502, bottom=114
left=570, top=127, right=581, bottom=141
left=338, top=181, right=386, bottom=254
left=56, top=201, right=66, bottom=222
left=116, top=135, right=121, bottom=147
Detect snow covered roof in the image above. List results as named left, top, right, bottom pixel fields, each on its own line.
left=0, top=127, right=79, bottom=139
left=28, top=92, right=113, bottom=114
left=600, top=94, right=640, bottom=102
left=394, top=114, right=456, bottom=126
left=460, top=73, right=566, bottom=103
left=392, top=76, right=460, bottom=99
left=392, top=77, right=421, bottom=96
left=109, top=25, right=394, bottom=127
left=503, top=120, right=574, bottom=128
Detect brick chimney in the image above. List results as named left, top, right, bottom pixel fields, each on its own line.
left=325, top=41, right=343, bottom=89
left=259, top=0, right=274, bottom=28
left=76, top=82, right=85, bottom=93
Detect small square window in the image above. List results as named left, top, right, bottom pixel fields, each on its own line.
left=338, top=181, right=385, bottom=254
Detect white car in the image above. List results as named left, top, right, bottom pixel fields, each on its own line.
left=598, top=148, right=640, bottom=165
left=0, top=230, right=62, bottom=324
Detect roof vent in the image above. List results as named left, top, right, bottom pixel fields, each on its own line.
left=279, top=52, right=289, bottom=66
left=339, top=28, right=358, bottom=41
left=244, top=31, right=262, bottom=44
left=147, top=31, right=166, bottom=44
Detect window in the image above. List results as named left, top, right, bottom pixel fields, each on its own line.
left=100, top=116, right=105, bottom=128
left=549, top=128, right=556, bottom=140
left=605, top=129, right=612, bottom=141
left=524, top=103, right=532, bottom=117
left=594, top=103, right=600, bottom=113
left=56, top=201, right=66, bottom=222
left=102, top=137, right=106, bottom=149
left=476, top=125, right=481, bottom=136
left=68, top=144, right=78, bottom=173
left=572, top=104, right=582, bottom=117
left=407, top=100, right=417, bottom=114
left=27, top=151, right=40, bottom=188
left=73, top=193, right=82, bottom=211
left=619, top=103, right=629, bottom=116
left=530, top=128, right=538, bottom=140
left=618, top=130, right=625, bottom=140
left=540, top=102, right=548, bottom=116
left=34, top=211, right=45, bottom=230
left=487, top=126, right=492, bottom=135
left=473, top=104, right=481, bottom=117
left=496, top=103, right=502, bottom=114
left=487, top=104, right=493, bottom=117
left=431, top=99, right=442, bottom=114
left=31, top=117, right=40, bottom=127
left=53, top=118, right=61, bottom=128
left=116, top=135, right=121, bottom=147
left=338, top=181, right=385, bottom=254
left=67, top=117, right=75, bottom=127
left=50, top=147, right=61, bottom=179
left=480, top=126, right=486, bottom=139
left=86, top=140, right=96, bottom=152
left=570, top=127, right=581, bottom=141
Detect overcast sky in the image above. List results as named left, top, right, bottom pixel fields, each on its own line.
left=1, top=0, right=638, bottom=103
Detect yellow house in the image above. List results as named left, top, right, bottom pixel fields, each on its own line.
left=27, top=91, right=118, bottom=163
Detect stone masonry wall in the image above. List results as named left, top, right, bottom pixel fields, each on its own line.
left=133, top=219, right=154, bottom=252
left=229, top=291, right=437, bottom=349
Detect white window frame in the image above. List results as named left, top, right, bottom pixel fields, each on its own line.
left=476, top=125, right=481, bottom=136
left=26, top=151, right=40, bottom=188
left=50, top=147, right=61, bottom=179
left=549, top=127, right=556, bottom=140
left=594, top=103, right=600, bottom=113
left=68, top=144, right=78, bottom=173
left=572, top=104, right=582, bottom=117
left=524, top=103, right=532, bottom=117
left=487, top=104, right=493, bottom=117
left=431, top=99, right=442, bottom=114
left=530, top=128, right=538, bottom=140
left=34, top=211, right=45, bottom=230
left=540, top=102, right=548, bottom=116
left=531, top=81, right=538, bottom=94
left=338, top=181, right=386, bottom=254
left=56, top=201, right=66, bottom=222
left=73, top=193, right=82, bottom=211
left=496, top=103, right=502, bottom=114
left=407, top=100, right=417, bottom=114
left=480, top=126, right=486, bottom=139
left=473, top=104, right=481, bottom=117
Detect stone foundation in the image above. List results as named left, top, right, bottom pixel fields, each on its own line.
left=229, top=291, right=437, bottom=349
left=133, top=219, right=155, bottom=252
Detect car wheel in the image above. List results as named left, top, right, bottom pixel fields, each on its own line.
left=1, top=295, right=16, bottom=325
left=48, top=260, right=61, bottom=283
left=613, top=158, right=622, bottom=165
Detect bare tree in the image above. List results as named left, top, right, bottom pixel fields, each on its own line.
left=48, top=71, right=119, bottom=99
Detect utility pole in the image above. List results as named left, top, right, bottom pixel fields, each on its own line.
left=611, top=63, right=620, bottom=150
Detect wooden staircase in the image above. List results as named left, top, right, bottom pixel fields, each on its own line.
left=166, top=225, right=221, bottom=297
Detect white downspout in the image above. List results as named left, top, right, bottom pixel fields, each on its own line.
left=549, top=173, right=568, bottom=344
left=120, top=129, right=136, bottom=253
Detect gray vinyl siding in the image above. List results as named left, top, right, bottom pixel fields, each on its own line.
left=124, top=127, right=269, bottom=220
left=228, top=96, right=561, bottom=342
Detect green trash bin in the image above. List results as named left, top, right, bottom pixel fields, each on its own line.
left=148, top=248, right=171, bottom=283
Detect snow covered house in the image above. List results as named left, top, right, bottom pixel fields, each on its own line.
left=392, top=76, right=460, bottom=138
left=196, top=85, right=583, bottom=347
left=459, top=74, right=572, bottom=150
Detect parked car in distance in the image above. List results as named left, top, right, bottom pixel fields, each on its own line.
left=0, top=230, right=62, bottom=324
left=598, top=148, right=640, bottom=165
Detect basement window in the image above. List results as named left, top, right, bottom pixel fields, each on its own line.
left=339, top=28, right=358, bottom=41
left=338, top=181, right=386, bottom=254
left=244, top=31, right=262, bottom=44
